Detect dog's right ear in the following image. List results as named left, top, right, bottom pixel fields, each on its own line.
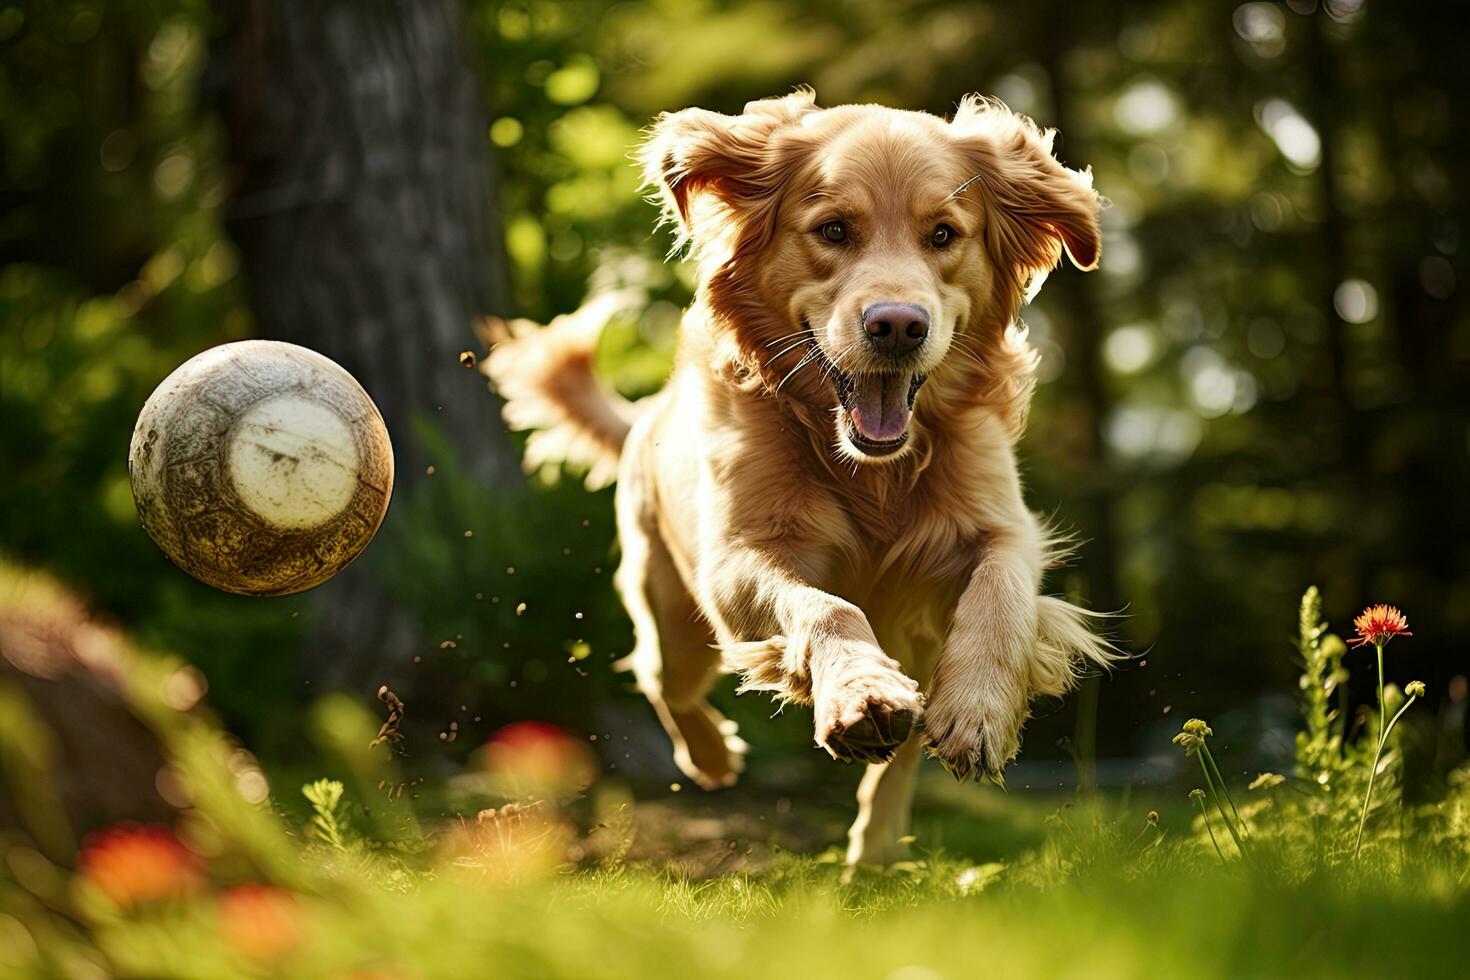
left=638, top=91, right=817, bottom=247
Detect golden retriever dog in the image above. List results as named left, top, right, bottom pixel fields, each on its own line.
left=486, top=90, right=1117, bottom=866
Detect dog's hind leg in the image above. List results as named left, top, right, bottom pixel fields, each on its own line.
left=844, top=732, right=923, bottom=867
left=615, top=490, right=745, bottom=790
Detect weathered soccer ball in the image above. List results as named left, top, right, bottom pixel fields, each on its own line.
left=129, top=340, right=394, bottom=596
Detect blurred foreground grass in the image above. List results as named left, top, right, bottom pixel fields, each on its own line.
left=3, top=566, right=1469, bottom=979
left=20, top=849, right=1470, bottom=979
left=9, top=802, right=1470, bottom=979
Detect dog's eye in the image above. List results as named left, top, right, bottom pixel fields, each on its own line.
left=819, top=221, right=848, bottom=244
left=930, top=224, right=957, bottom=248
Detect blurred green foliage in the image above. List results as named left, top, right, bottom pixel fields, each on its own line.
left=1, top=0, right=1466, bottom=782
left=2, top=577, right=1468, bottom=978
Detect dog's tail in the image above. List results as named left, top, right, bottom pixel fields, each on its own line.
left=481, top=291, right=643, bottom=490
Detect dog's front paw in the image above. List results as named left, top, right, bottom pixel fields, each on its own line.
left=812, top=646, right=922, bottom=764
left=921, top=670, right=1027, bottom=782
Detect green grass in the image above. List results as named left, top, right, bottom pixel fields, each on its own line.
left=3, top=578, right=1469, bottom=979
left=19, top=830, right=1470, bottom=979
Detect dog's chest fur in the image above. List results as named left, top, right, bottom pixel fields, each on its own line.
left=654, top=353, right=1020, bottom=666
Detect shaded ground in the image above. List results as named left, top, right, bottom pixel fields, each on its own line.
left=596, top=771, right=1079, bottom=875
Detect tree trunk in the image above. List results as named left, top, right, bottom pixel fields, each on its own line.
left=206, top=0, right=512, bottom=687
left=1034, top=14, right=1125, bottom=780
left=1304, top=7, right=1366, bottom=611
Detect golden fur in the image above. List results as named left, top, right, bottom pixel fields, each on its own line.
left=486, top=91, right=1118, bottom=866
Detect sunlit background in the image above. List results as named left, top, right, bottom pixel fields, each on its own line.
left=2, top=0, right=1466, bottom=821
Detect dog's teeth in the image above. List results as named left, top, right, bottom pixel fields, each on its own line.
left=906, top=373, right=927, bottom=407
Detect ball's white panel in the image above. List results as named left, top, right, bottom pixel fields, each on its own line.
left=228, top=395, right=359, bottom=530
left=128, top=340, right=393, bottom=596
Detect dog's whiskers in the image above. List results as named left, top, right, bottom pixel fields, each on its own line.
left=950, top=338, right=987, bottom=370
left=763, top=328, right=814, bottom=348
left=776, top=347, right=822, bottom=392
left=763, top=337, right=814, bottom=369
left=947, top=173, right=983, bottom=199
left=822, top=339, right=864, bottom=380
left=950, top=338, right=980, bottom=359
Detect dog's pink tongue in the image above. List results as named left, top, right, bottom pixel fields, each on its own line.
left=848, top=373, right=913, bottom=442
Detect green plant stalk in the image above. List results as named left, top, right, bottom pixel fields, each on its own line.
left=1197, top=752, right=1248, bottom=860
left=1201, top=744, right=1247, bottom=840
left=1378, top=643, right=1385, bottom=738
left=1352, top=641, right=1388, bottom=860
left=1194, top=792, right=1226, bottom=863
left=1353, top=676, right=1420, bottom=859
left=1296, top=586, right=1334, bottom=786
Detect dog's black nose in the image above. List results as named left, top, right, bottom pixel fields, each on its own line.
left=862, top=303, right=929, bottom=357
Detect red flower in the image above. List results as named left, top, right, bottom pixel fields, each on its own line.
left=1349, top=604, right=1412, bottom=648
left=481, top=721, right=597, bottom=798
left=77, top=824, right=203, bottom=906
left=218, top=885, right=303, bottom=959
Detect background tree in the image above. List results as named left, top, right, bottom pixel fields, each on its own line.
left=204, top=0, right=514, bottom=689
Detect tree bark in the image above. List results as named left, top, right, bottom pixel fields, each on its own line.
left=206, top=0, right=512, bottom=686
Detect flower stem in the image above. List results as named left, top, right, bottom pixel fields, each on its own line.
left=1384, top=696, right=1420, bottom=738
left=1194, top=792, right=1226, bottom=863
left=1353, top=641, right=1418, bottom=859
left=1202, top=744, right=1247, bottom=840
left=1352, top=753, right=1381, bottom=860
left=1198, top=753, right=1248, bottom=860
left=1376, top=641, right=1386, bottom=750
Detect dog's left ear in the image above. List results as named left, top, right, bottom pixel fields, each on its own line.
left=638, top=91, right=817, bottom=248
left=950, top=97, right=1102, bottom=277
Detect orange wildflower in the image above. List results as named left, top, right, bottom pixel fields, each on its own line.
left=218, top=885, right=303, bottom=959
left=77, top=824, right=203, bottom=906
left=1349, top=605, right=1412, bottom=648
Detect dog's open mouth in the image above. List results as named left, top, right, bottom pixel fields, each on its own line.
left=832, top=369, right=926, bottom=458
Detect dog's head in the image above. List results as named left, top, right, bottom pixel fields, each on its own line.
left=640, top=91, right=1101, bottom=463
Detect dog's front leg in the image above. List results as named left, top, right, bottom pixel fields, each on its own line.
left=923, top=528, right=1042, bottom=781
left=707, top=547, right=922, bottom=763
